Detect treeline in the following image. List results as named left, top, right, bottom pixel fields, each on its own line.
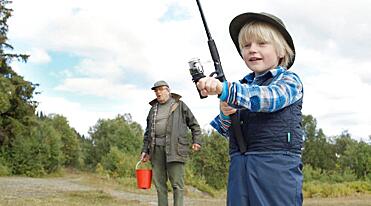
left=0, top=0, right=370, bottom=197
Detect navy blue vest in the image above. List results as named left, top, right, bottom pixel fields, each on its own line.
left=229, top=75, right=304, bottom=155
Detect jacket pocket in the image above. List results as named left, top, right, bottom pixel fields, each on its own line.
left=177, top=137, right=190, bottom=157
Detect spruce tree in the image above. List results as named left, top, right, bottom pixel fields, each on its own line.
left=0, top=0, right=36, bottom=147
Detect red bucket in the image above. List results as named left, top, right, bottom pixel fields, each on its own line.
left=135, top=161, right=152, bottom=189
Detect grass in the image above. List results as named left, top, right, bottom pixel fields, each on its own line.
left=303, top=181, right=371, bottom=198
left=304, top=195, right=371, bottom=206
left=0, top=170, right=370, bottom=206
left=0, top=190, right=142, bottom=206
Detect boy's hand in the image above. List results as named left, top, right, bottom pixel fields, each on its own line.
left=220, top=101, right=236, bottom=116
left=196, top=77, right=223, bottom=96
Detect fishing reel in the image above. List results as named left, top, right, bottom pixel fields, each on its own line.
left=188, top=58, right=207, bottom=99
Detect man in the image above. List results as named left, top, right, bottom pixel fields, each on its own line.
left=141, top=80, right=202, bottom=206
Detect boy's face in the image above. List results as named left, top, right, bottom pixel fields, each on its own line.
left=241, top=40, right=281, bottom=75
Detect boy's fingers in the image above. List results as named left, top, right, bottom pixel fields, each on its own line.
left=201, top=89, right=208, bottom=97
left=196, top=78, right=205, bottom=90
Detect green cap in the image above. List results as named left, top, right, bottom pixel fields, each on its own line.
left=151, top=80, right=169, bottom=90
left=229, top=12, right=295, bottom=69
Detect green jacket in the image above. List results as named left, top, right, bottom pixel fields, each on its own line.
left=141, top=93, right=202, bottom=163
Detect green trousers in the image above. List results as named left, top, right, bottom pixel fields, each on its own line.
left=151, top=145, right=185, bottom=206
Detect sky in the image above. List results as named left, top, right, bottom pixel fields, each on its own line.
left=7, top=0, right=371, bottom=141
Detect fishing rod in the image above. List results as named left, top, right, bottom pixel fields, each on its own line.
left=188, top=0, right=247, bottom=153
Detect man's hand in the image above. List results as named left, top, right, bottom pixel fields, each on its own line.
left=192, top=143, right=201, bottom=151
left=220, top=101, right=236, bottom=116
left=140, top=152, right=150, bottom=162
left=196, top=77, right=223, bottom=96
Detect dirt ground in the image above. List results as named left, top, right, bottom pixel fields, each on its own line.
left=0, top=176, right=370, bottom=206
left=0, top=176, right=225, bottom=206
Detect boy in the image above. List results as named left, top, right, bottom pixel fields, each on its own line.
left=197, top=12, right=304, bottom=206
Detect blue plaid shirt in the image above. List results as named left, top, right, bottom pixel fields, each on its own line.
left=211, top=66, right=303, bottom=138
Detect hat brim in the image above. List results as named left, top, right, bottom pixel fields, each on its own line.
left=151, top=85, right=169, bottom=90
left=229, top=12, right=295, bottom=69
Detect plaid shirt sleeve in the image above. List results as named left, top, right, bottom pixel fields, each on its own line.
left=210, top=69, right=303, bottom=138
left=210, top=113, right=231, bottom=138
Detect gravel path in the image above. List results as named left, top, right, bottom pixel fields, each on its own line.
left=0, top=177, right=93, bottom=198
left=1, top=176, right=370, bottom=206
left=0, top=176, right=225, bottom=206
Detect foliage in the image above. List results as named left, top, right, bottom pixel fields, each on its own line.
left=185, top=163, right=218, bottom=196
left=0, top=1, right=370, bottom=195
left=339, top=139, right=371, bottom=179
left=190, top=131, right=229, bottom=190
left=10, top=120, right=63, bottom=176
left=87, top=114, right=143, bottom=167
left=302, top=115, right=337, bottom=170
left=0, top=0, right=38, bottom=171
left=303, top=181, right=371, bottom=198
left=303, top=165, right=357, bottom=183
left=0, top=153, right=10, bottom=176
left=0, top=0, right=29, bottom=62
left=95, top=163, right=108, bottom=177
left=302, top=115, right=370, bottom=180
left=100, top=146, right=137, bottom=178
left=0, top=0, right=36, bottom=147
left=79, top=135, right=96, bottom=171
left=44, top=114, right=82, bottom=168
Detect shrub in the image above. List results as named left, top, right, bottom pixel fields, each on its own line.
left=303, top=165, right=357, bottom=183
left=189, top=132, right=229, bottom=190
left=10, top=121, right=63, bottom=177
left=100, top=146, right=138, bottom=178
left=303, top=181, right=371, bottom=198
left=0, top=156, right=10, bottom=176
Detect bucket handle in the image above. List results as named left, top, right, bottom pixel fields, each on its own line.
left=135, top=160, right=142, bottom=170
left=136, top=160, right=151, bottom=170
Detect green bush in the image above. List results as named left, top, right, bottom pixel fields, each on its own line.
left=95, top=163, right=109, bottom=178
left=303, top=165, right=322, bottom=182
left=185, top=164, right=217, bottom=196
left=46, top=114, right=82, bottom=168
left=10, top=121, right=63, bottom=177
left=0, top=164, right=10, bottom=176
left=346, top=181, right=371, bottom=193
left=303, top=165, right=357, bottom=183
left=88, top=115, right=143, bottom=167
left=0, top=156, right=10, bottom=176
left=303, top=181, right=371, bottom=198
left=189, top=132, right=229, bottom=190
left=100, top=146, right=138, bottom=178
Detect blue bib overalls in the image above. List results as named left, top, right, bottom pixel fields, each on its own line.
left=227, top=99, right=304, bottom=206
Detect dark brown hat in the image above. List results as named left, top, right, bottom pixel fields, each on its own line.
left=151, top=80, right=169, bottom=90
left=229, top=12, right=295, bottom=68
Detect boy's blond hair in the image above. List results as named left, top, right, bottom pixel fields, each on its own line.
left=238, top=21, right=294, bottom=68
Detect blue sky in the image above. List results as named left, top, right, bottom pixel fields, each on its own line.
left=8, top=0, right=371, bottom=140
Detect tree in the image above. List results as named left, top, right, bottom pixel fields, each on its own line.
left=339, top=140, right=371, bottom=179
left=332, top=131, right=357, bottom=159
left=0, top=0, right=36, bottom=148
left=302, top=115, right=336, bottom=170
left=190, top=132, right=229, bottom=189
left=88, top=114, right=143, bottom=167
left=44, top=114, right=82, bottom=168
left=11, top=120, right=63, bottom=176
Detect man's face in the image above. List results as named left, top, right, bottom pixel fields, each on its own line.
left=154, top=86, right=170, bottom=104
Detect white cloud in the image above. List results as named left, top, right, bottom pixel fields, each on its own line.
left=35, top=95, right=113, bottom=135
left=28, top=48, right=51, bottom=64
left=8, top=0, right=371, bottom=140
left=55, top=77, right=148, bottom=99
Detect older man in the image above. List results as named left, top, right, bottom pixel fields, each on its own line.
left=141, top=80, right=202, bottom=206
